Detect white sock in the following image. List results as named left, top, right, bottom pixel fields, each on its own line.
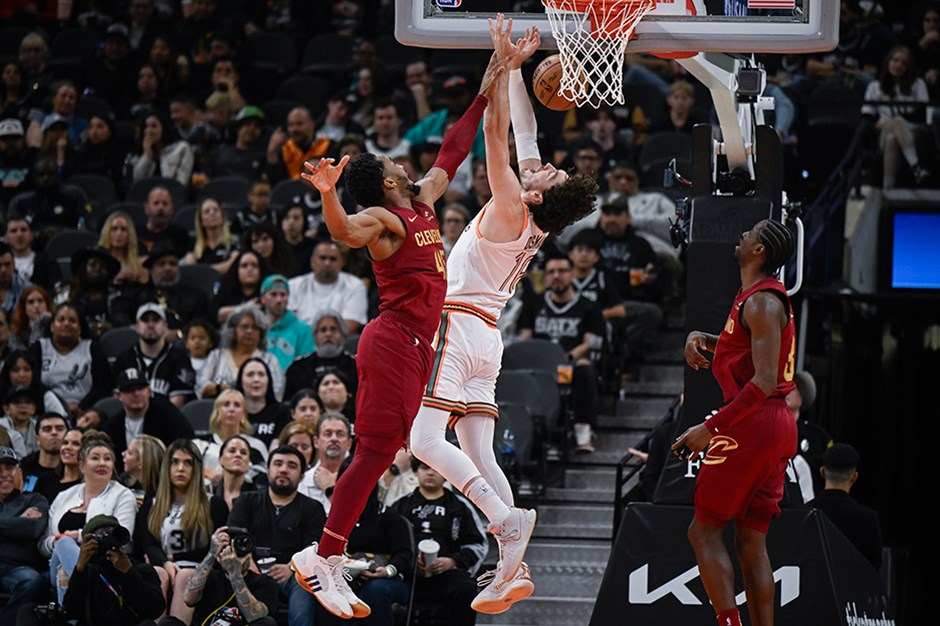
left=464, top=475, right=511, bottom=524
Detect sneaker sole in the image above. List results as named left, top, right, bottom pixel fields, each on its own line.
left=290, top=556, right=353, bottom=619
left=471, top=580, right=535, bottom=615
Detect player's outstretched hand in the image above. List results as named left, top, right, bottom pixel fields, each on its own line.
left=511, top=27, right=541, bottom=69
left=488, top=13, right=515, bottom=60
left=302, top=156, right=350, bottom=193
left=684, top=331, right=711, bottom=370
left=671, top=423, right=712, bottom=462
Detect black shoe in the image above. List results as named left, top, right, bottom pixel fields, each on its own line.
left=914, top=166, right=931, bottom=185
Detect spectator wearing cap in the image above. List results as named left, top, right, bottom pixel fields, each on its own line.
left=0, top=242, right=31, bottom=318
left=266, top=106, right=334, bottom=184
left=287, top=240, right=367, bottom=332
left=101, top=367, right=194, bottom=473
left=0, top=385, right=42, bottom=455
left=601, top=161, right=677, bottom=257
left=83, top=24, right=137, bottom=119
left=138, top=240, right=211, bottom=332
left=366, top=100, right=411, bottom=160
left=0, top=118, right=32, bottom=209
left=209, top=105, right=268, bottom=180
left=316, top=91, right=366, bottom=142
left=808, top=444, right=883, bottom=569
left=0, top=445, right=50, bottom=625
left=40, top=433, right=138, bottom=604
left=61, top=513, right=165, bottom=626
left=59, top=246, right=135, bottom=337
left=260, top=274, right=314, bottom=373
left=7, top=156, right=83, bottom=232
left=404, top=74, right=487, bottom=160
left=112, top=303, right=197, bottom=408
left=139, top=185, right=192, bottom=255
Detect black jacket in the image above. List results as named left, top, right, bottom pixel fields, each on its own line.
left=227, top=490, right=326, bottom=564
left=103, top=395, right=195, bottom=473
left=808, top=489, right=883, bottom=569
left=62, top=560, right=165, bottom=626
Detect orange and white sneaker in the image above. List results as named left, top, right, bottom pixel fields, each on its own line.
left=471, top=561, right=534, bottom=614
left=490, top=507, right=536, bottom=581
left=291, top=544, right=370, bottom=619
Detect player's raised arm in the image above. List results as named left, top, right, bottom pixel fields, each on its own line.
left=508, top=27, right=542, bottom=173
left=415, top=53, right=505, bottom=205
left=301, top=157, right=394, bottom=249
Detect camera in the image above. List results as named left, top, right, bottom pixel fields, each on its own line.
left=92, top=525, right=130, bottom=555
left=227, top=527, right=255, bottom=557
left=33, top=601, right=67, bottom=625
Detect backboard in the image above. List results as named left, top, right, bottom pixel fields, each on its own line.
left=395, top=0, right=838, bottom=55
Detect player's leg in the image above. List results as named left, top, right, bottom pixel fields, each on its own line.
left=688, top=518, right=741, bottom=625
left=734, top=526, right=774, bottom=626
left=454, top=412, right=514, bottom=506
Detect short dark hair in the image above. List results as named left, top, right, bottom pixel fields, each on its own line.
left=345, top=153, right=387, bottom=208
left=532, top=174, right=598, bottom=235
left=822, top=443, right=859, bottom=483
left=269, top=444, right=307, bottom=473
left=758, top=220, right=794, bottom=275
left=35, top=412, right=69, bottom=434
left=315, top=412, right=351, bottom=437
left=0, top=242, right=12, bottom=258
left=410, top=455, right=428, bottom=473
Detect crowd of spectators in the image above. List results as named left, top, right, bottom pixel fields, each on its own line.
left=0, top=0, right=928, bottom=623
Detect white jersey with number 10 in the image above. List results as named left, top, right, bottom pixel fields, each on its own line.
left=445, top=201, right=545, bottom=319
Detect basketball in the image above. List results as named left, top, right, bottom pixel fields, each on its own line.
left=532, top=55, right=576, bottom=111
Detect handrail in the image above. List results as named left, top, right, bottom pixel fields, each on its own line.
left=612, top=394, right=682, bottom=541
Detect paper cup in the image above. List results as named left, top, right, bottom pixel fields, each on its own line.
left=418, top=538, right=440, bottom=576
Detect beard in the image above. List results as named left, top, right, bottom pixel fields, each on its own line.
left=153, top=273, right=180, bottom=288
left=406, top=181, right=421, bottom=196
left=141, top=334, right=162, bottom=346
left=269, top=480, right=297, bottom=496
left=317, top=341, right=342, bottom=358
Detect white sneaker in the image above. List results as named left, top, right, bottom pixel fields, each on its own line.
left=471, top=561, right=534, bottom=614
left=291, top=544, right=370, bottom=619
left=489, top=507, right=536, bottom=582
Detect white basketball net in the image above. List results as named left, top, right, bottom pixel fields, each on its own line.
left=542, top=0, right=656, bottom=108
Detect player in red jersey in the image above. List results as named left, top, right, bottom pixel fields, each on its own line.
left=289, top=56, right=507, bottom=620
left=673, top=219, right=797, bottom=626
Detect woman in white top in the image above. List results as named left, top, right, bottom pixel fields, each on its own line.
left=129, top=112, right=195, bottom=186
left=862, top=45, right=931, bottom=188
left=136, top=439, right=213, bottom=625
left=195, top=389, right=268, bottom=486
left=41, top=431, right=137, bottom=604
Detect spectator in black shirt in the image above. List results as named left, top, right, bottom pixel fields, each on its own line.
left=518, top=255, right=604, bottom=453
left=139, top=241, right=211, bottom=333
left=283, top=310, right=358, bottom=401
left=234, top=357, right=290, bottom=448
left=228, top=445, right=327, bottom=626
left=100, top=367, right=195, bottom=472
left=18, top=412, right=67, bottom=496
left=209, top=105, right=268, bottom=180
left=139, top=186, right=192, bottom=256
left=113, top=302, right=197, bottom=407
left=390, top=458, right=488, bottom=626
left=808, top=444, right=883, bottom=569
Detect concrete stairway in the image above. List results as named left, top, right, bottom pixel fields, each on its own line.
left=476, top=328, right=685, bottom=625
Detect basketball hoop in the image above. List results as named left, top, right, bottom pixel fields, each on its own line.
left=542, top=0, right=657, bottom=108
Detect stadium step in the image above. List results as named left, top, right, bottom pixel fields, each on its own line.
left=544, top=467, right=617, bottom=502
left=532, top=504, right=614, bottom=540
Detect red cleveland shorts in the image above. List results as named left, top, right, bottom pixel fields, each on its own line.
left=693, top=398, right=797, bottom=533
left=353, top=314, right=434, bottom=454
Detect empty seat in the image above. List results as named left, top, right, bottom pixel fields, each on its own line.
left=41, top=229, right=100, bottom=282
left=276, top=76, right=331, bottom=117
left=244, top=31, right=299, bottom=74
left=197, top=177, right=252, bottom=206
left=302, top=34, right=355, bottom=79
left=179, top=264, right=221, bottom=300
left=98, top=327, right=139, bottom=369
left=67, top=174, right=118, bottom=212
left=181, top=399, right=215, bottom=437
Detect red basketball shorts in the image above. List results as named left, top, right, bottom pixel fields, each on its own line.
left=353, top=314, right=434, bottom=454
left=693, top=398, right=797, bottom=533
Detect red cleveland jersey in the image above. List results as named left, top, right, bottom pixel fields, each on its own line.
left=712, top=277, right=797, bottom=402
left=373, top=201, right=447, bottom=342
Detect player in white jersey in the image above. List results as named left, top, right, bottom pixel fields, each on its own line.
left=410, top=17, right=597, bottom=615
